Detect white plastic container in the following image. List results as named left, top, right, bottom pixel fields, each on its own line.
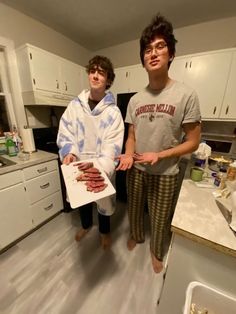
left=183, top=281, right=236, bottom=314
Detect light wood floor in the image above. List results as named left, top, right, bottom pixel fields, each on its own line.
left=0, top=201, right=166, bottom=314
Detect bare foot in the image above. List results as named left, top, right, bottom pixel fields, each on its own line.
left=75, top=228, right=91, bottom=242
left=100, top=233, right=111, bottom=250
left=151, top=251, right=163, bottom=273
left=127, top=238, right=137, bottom=251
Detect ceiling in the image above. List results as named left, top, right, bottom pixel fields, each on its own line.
left=1, top=0, right=236, bottom=51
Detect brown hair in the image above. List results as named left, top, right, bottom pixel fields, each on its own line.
left=86, top=55, right=115, bottom=89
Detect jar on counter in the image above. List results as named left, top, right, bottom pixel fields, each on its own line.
left=227, top=161, right=236, bottom=181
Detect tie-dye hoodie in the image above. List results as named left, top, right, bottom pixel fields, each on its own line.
left=57, top=89, right=124, bottom=215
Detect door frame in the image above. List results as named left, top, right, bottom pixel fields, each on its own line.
left=0, top=36, right=27, bottom=129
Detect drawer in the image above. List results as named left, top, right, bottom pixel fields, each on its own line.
left=30, top=191, right=63, bottom=226
left=0, top=170, right=23, bottom=190
left=25, top=170, right=61, bottom=204
left=23, top=160, right=58, bottom=180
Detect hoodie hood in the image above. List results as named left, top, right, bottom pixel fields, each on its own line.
left=77, top=89, right=116, bottom=116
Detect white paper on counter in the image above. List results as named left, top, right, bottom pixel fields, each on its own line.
left=61, top=159, right=116, bottom=208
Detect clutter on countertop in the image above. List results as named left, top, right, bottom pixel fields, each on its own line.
left=193, top=142, right=211, bottom=168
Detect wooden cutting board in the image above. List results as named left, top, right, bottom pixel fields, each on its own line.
left=61, top=159, right=116, bottom=208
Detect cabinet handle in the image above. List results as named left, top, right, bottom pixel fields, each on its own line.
left=40, top=182, right=50, bottom=189
left=33, top=78, right=36, bottom=85
left=64, top=82, right=68, bottom=91
left=213, top=106, right=217, bottom=115
left=126, top=72, right=128, bottom=78
left=225, top=106, right=229, bottom=115
left=44, top=203, right=53, bottom=211
left=56, top=80, right=59, bottom=89
left=37, top=167, right=48, bottom=174
left=189, top=61, right=192, bottom=68
left=185, top=62, right=188, bottom=68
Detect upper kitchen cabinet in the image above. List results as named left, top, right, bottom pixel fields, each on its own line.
left=220, top=51, right=236, bottom=119
left=169, top=56, right=192, bottom=82
left=169, top=50, right=232, bottom=120
left=110, top=64, right=148, bottom=98
left=16, top=44, right=84, bottom=106
left=110, top=67, right=130, bottom=96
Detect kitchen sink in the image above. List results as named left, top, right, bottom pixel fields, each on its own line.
left=0, top=156, right=17, bottom=167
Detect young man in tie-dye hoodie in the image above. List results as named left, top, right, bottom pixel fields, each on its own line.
left=57, top=55, right=124, bottom=249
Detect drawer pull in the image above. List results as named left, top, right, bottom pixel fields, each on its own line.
left=44, top=203, right=53, bottom=211
left=37, top=167, right=48, bottom=174
left=225, top=106, right=229, bottom=115
left=40, top=182, right=50, bottom=189
left=213, top=106, right=216, bottom=115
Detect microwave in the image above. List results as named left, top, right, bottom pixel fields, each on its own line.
left=201, top=133, right=236, bottom=158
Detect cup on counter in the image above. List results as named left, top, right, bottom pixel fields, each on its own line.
left=190, top=167, right=205, bottom=182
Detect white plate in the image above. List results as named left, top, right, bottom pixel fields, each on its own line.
left=61, top=159, right=116, bottom=208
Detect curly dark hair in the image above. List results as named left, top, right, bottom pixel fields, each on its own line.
left=140, top=13, right=178, bottom=67
left=86, top=55, right=115, bottom=89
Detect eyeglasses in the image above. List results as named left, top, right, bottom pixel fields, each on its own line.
left=144, top=42, right=167, bottom=56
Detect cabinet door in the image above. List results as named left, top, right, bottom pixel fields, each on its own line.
left=183, top=52, right=231, bottom=119
left=129, top=65, right=149, bottom=92
left=110, top=67, right=129, bottom=97
left=0, top=183, right=31, bottom=249
left=60, top=60, right=83, bottom=96
left=169, top=57, right=190, bottom=82
left=220, top=52, right=236, bottom=119
left=29, top=48, right=61, bottom=93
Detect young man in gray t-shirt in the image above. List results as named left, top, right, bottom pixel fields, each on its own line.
left=116, top=14, right=201, bottom=273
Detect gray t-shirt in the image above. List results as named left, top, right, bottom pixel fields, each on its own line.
left=125, top=80, right=201, bottom=175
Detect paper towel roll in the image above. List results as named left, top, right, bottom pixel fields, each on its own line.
left=21, top=128, right=36, bottom=153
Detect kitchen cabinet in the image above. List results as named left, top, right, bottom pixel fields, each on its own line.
left=0, top=157, right=63, bottom=250
left=169, top=50, right=232, bottom=120
left=111, top=64, right=148, bottom=97
left=220, top=51, right=236, bottom=119
left=16, top=44, right=85, bottom=104
left=0, top=170, right=31, bottom=250
left=157, top=179, right=236, bottom=313
left=23, top=159, right=63, bottom=227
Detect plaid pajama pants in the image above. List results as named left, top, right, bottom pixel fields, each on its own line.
left=127, top=167, right=178, bottom=261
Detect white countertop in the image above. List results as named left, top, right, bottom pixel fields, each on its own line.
left=172, top=179, right=236, bottom=257
left=0, top=150, right=59, bottom=175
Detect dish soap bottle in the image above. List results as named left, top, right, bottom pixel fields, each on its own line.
left=6, top=135, right=17, bottom=157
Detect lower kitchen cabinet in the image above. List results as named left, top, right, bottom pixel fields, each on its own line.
left=157, top=234, right=236, bottom=314
left=23, top=159, right=63, bottom=228
left=0, top=159, right=63, bottom=251
left=0, top=171, right=32, bottom=250
left=30, top=191, right=63, bottom=226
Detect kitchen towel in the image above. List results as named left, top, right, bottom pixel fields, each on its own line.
left=21, top=127, right=36, bottom=153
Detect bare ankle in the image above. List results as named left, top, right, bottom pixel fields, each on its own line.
left=127, top=238, right=137, bottom=251
left=151, top=251, right=163, bottom=274
left=100, top=233, right=111, bottom=250
left=75, top=228, right=91, bottom=242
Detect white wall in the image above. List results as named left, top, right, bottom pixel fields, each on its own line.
left=95, top=16, right=236, bottom=67
left=0, top=3, right=91, bottom=66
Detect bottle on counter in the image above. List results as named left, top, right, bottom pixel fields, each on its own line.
left=6, top=135, right=17, bottom=157
left=227, top=160, right=236, bottom=181
left=214, top=169, right=227, bottom=189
